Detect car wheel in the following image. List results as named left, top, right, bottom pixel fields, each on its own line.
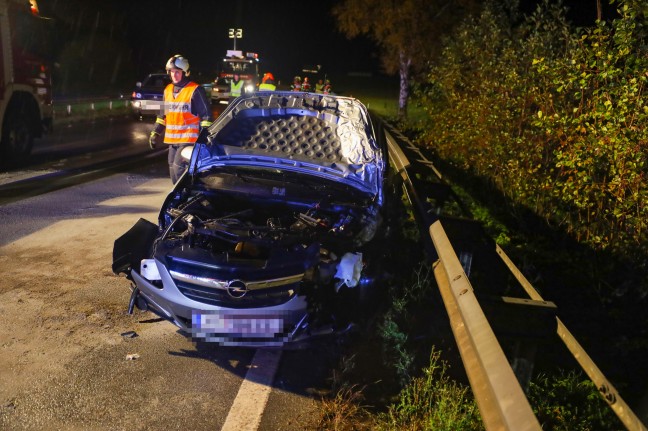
left=1, top=112, right=34, bottom=168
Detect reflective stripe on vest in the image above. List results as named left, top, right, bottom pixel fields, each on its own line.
left=163, top=82, right=200, bottom=144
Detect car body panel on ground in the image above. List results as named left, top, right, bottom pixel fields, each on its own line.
left=114, top=91, right=392, bottom=347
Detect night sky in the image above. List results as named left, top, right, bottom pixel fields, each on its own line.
left=36, top=0, right=609, bottom=93
left=39, top=0, right=379, bottom=87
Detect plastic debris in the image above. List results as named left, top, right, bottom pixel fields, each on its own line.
left=120, top=331, right=138, bottom=338
left=334, top=252, right=363, bottom=291
left=126, top=353, right=140, bottom=360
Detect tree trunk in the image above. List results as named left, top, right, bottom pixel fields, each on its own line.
left=398, top=51, right=411, bottom=119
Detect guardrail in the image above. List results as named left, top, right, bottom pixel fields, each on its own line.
left=376, top=113, right=648, bottom=431
left=51, top=96, right=131, bottom=124
left=496, top=243, right=647, bottom=431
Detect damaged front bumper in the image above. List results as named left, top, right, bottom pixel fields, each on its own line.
left=127, top=263, right=354, bottom=348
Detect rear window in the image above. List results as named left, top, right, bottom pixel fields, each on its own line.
left=142, top=74, right=170, bottom=88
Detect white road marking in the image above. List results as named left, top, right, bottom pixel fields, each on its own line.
left=220, top=349, right=282, bottom=431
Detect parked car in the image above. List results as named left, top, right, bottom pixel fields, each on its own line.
left=130, top=73, right=170, bottom=119
left=113, top=91, right=395, bottom=347
left=210, top=77, right=230, bottom=104
left=210, top=76, right=257, bottom=105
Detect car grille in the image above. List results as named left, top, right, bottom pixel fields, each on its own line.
left=166, top=256, right=305, bottom=308
left=174, top=279, right=298, bottom=308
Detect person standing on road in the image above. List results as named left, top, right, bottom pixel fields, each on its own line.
left=230, top=73, right=244, bottom=99
left=290, top=76, right=302, bottom=91
left=148, top=54, right=212, bottom=184
left=259, top=72, right=276, bottom=91
left=323, top=79, right=333, bottom=95
left=302, top=76, right=311, bottom=92
left=315, top=79, right=324, bottom=93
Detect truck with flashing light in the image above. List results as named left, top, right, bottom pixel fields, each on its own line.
left=0, top=0, right=53, bottom=168
left=211, top=50, right=260, bottom=103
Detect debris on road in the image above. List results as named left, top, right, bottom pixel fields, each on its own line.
left=120, top=331, right=138, bottom=338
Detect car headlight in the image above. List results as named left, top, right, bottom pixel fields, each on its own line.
left=244, top=84, right=255, bottom=93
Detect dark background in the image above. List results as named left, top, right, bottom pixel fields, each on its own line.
left=35, top=0, right=609, bottom=96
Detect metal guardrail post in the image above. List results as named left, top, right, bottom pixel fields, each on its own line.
left=431, top=220, right=542, bottom=431
left=496, top=244, right=648, bottom=431
left=556, top=318, right=648, bottom=431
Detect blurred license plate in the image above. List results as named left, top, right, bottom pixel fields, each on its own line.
left=143, top=102, right=160, bottom=110
left=192, top=311, right=283, bottom=338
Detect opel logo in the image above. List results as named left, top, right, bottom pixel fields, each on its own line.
left=226, top=279, right=248, bottom=298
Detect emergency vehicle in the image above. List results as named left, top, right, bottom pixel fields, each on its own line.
left=0, top=0, right=53, bottom=167
left=211, top=50, right=260, bottom=103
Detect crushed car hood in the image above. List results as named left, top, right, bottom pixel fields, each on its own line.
left=189, top=92, right=384, bottom=198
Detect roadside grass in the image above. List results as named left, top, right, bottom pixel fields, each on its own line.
left=334, top=75, right=427, bottom=123
left=315, top=261, right=485, bottom=430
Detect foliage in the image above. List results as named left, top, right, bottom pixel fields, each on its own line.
left=375, top=349, right=483, bottom=431
left=377, top=264, right=439, bottom=387
left=332, top=0, right=478, bottom=117
left=527, top=370, right=623, bottom=430
left=318, top=349, right=483, bottom=431
left=418, top=0, right=648, bottom=297
left=317, top=383, right=376, bottom=431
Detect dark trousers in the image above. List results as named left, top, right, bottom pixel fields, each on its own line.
left=167, top=144, right=191, bottom=184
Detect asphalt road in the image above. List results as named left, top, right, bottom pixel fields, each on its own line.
left=0, top=116, right=338, bottom=430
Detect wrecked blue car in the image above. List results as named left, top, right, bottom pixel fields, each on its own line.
left=113, top=91, right=394, bottom=347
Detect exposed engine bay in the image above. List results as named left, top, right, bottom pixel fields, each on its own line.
left=157, top=183, right=381, bottom=262
left=149, top=170, right=384, bottom=317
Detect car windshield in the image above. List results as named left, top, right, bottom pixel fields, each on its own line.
left=142, top=74, right=170, bottom=88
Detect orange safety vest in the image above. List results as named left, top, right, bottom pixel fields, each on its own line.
left=163, top=82, right=200, bottom=144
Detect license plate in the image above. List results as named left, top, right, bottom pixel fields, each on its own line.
left=192, top=311, right=283, bottom=339
left=143, top=102, right=161, bottom=110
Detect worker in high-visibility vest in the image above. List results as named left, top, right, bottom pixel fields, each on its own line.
left=230, top=73, right=244, bottom=99
left=323, top=79, right=333, bottom=95
left=302, top=76, right=311, bottom=92
left=315, top=79, right=324, bottom=93
left=148, top=54, right=212, bottom=183
left=259, top=72, right=276, bottom=91
left=290, top=76, right=302, bottom=91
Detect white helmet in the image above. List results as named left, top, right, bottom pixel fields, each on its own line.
left=165, top=54, right=190, bottom=76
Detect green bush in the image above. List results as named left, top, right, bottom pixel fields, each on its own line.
left=418, top=0, right=648, bottom=296
left=375, top=349, right=483, bottom=431
left=528, top=370, right=623, bottom=430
